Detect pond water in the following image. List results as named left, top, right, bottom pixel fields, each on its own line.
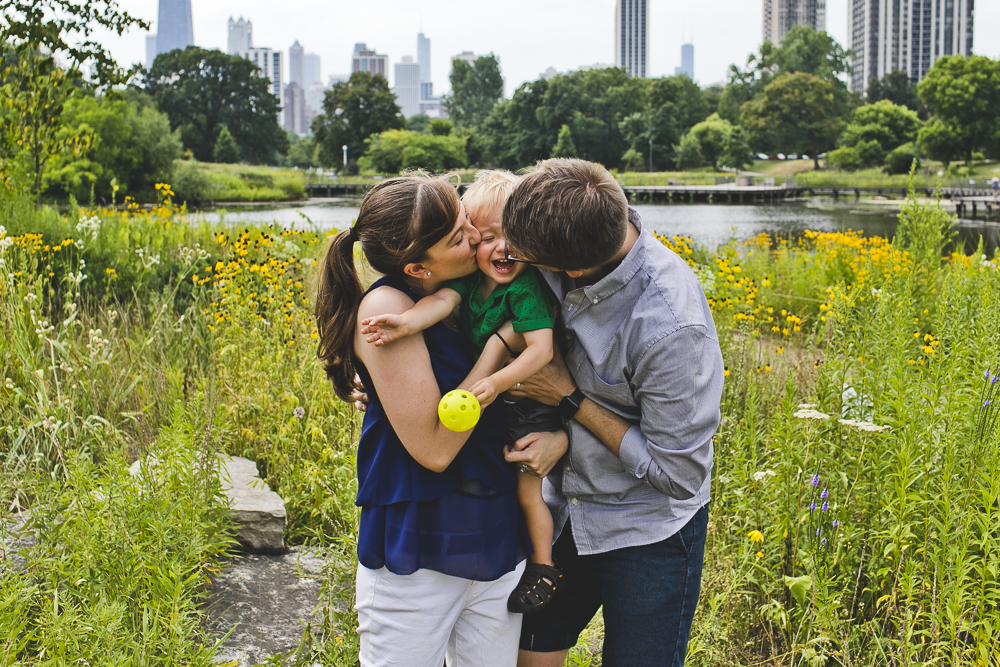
left=193, top=198, right=999, bottom=254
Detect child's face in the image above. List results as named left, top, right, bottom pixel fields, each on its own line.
left=470, top=207, right=525, bottom=285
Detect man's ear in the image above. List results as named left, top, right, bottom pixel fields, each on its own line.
left=565, top=269, right=585, bottom=279
left=403, top=262, right=429, bottom=280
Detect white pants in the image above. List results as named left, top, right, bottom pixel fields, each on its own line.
left=355, top=561, right=525, bottom=667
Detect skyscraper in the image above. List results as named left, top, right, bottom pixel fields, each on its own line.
left=674, top=43, right=694, bottom=79
left=395, top=56, right=422, bottom=118
left=244, top=48, right=283, bottom=102
left=289, top=41, right=304, bottom=85
left=155, top=0, right=194, bottom=56
left=848, top=0, right=974, bottom=93
left=417, top=33, right=431, bottom=82
left=762, top=0, right=826, bottom=45
left=284, top=82, right=307, bottom=134
left=352, top=44, right=388, bottom=78
left=228, top=17, right=252, bottom=55
left=146, top=34, right=158, bottom=69
left=304, top=54, right=322, bottom=86
left=615, top=0, right=650, bottom=78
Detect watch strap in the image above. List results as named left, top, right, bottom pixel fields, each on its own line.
left=559, top=388, right=586, bottom=420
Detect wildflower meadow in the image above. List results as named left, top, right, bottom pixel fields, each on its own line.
left=2, top=179, right=999, bottom=666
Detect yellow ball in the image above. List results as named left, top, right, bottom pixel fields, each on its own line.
left=438, top=390, right=481, bottom=432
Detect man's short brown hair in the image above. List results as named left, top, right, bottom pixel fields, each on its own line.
left=502, top=159, right=629, bottom=271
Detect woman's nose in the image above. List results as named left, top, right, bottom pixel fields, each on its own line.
left=466, top=221, right=482, bottom=245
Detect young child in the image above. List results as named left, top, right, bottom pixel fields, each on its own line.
left=360, top=170, right=565, bottom=614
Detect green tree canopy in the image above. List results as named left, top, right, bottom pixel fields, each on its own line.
left=442, top=54, right=504, bottom=129
left=841, top=100, right=922, bottom=153
left=312, top=70, right=404, bottom=168
left=741, top=72, right=843, bottom=169
left=429, top=119, right=454, bottom=136
left=917, top=55, right=1000, bottom=165
left=679, top=114, right=753, bottom=170
left=213, top=125, right=240, bottom=164
left=866, top=70, right=926, bottom=118
left=362, top=129, right=466, bottom=173
left=406, top=114, right=432, bottom=133
left=285, top=133, right=318, bottom=169
left=917, top=118, right=963, bottom=167
left=551, top=124, right=577, bottom=158
left=146, top=47, right=287, bottom=164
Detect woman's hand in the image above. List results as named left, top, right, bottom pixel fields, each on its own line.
left=351, top=374, right=369, bottom=412
left=504, top=430, right=569, bottom=478
left=505, top=344, right=577, bottom=406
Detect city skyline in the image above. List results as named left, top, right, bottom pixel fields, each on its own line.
left=96, top=0, right=999, bottom=96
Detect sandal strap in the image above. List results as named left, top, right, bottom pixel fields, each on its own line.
left=523, top=562, right=562, bottom=582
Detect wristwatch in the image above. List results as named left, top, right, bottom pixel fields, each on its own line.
left=558, top=388, right=586, bottom=421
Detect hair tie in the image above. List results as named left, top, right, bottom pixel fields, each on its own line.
left=348, top=226, right=359, bottom=242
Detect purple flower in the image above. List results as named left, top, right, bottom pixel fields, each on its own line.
left=293, top=407, right=305, bottom=420
left=987, top=370, right=992, bottom=379
left=821, top=488, right=829, bottom=500
left=812, top=474, right=820, bottom=487
left=822, top=501, right=829, bottom=512
left=821, top=537, right=828, bottom=547
left=832, top=520, right=840, bottom=528
left=986, top=400, right=993, bottom=407
left=810, top=501, right=817, bottom=511
left=993, top=375, right=998, bottom=385
left=816, top=528, right=822, bottom=536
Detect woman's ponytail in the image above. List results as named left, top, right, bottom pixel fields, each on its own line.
left=315, top=228, right=363, bottom=402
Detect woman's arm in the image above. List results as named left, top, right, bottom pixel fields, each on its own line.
left=360, top=288, right=461, bottom=346
left=469, top=328, right=553, bottom=406
left=355, top=286, right=477, bottom=473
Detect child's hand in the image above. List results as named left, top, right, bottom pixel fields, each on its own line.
left=360, top=314, right=411, bottom=346
left=470, top=377, right=500, bottom=408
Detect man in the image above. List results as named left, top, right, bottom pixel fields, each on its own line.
left=501, top=158, right=724, bottom=667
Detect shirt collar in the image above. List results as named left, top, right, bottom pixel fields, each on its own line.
left=573, top=207, right=647, bottom=304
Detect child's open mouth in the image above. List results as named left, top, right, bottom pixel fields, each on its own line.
left=492, top=259, right=515, bottom=275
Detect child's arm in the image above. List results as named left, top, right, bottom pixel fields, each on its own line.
left=360, top=288, right=461, bottom=346
left=469, top=328, right=554, bottom=406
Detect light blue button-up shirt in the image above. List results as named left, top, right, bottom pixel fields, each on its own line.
left=540, top=209, right=723, bottom=555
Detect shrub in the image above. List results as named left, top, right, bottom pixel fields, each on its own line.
left=363, top=129, right=467, bottom=173
left=885, top=142, right=921, bottom=174
left=171, top=161, right=218, bottom=204
left=213, top=125, right=241, bottom=164
left=855, top=138, right=886, bottom=168
left=826, top=145, right=862, bottom=171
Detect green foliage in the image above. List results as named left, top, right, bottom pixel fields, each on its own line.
left=213, top=125, right=240, bottom=164
left=918, top=55, right=1000, bottom=164
left=285, top=133, right=319, bottom=169
left=442, top=54, right=504, bottom=129
left=842, top=100, right=922, bottom=153
left=146, top=47, right=288, bottom=164
left=825, top=145, right=862, bottom=171
left=406, top=113, right=432, bottom=133
left=44, top=92, right=182, bottom=202
left=917, top=117, right=964, bottom=167
left=722, top=126, right=754, bottom=170
left=687, top=114, right=733, bottom=169
left=866, top=70, right=926, bottom=118
left=312, top=71, right=404, bottom=168
left=428, top=119, right=453, bottom=136
left=741, top=72, right=844, bottom=169
left=885, top=142, right=921, bottom=175
left=675, top=131, right=704, bottom=170
left=551, top=124, right=577, bottom=158
left=619, top=74, right=712, bottom=170
left=361, top=129, right=466, bottom=173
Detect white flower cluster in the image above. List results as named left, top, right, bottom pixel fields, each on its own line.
left=24, top=292, right=37, bottom=303
left=107, top=309, right=119, bottom=323
left=838, top=419, right=891, bottom=433
left=178, top=243, right=210, bottom=266
left=0, top=225, right=11, bottom=255
left=4, top=378, right=13, bottom=390
left=87, top=328, right=112, bottom=363
left=794, top=407, right=831, bottom=420
left=76, top=215, right=101, bottom=241
left=59, top=361, right=73, bottom=373
left=752, top=470, right=777, bottom=482
left=34, top=319, right=55, bottom=337
left=135, top=247, right=161, bottom=269
left=980, top=255, right=998, bottom=270
left=41, top=416, right=59, bottom=432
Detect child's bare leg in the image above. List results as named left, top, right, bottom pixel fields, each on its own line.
left=516, top=471, right=553, bottom=566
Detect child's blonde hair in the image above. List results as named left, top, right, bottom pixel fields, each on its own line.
left=462, top=170, right=520, bottom=219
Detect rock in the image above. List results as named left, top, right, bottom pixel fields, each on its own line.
left=206, top=547, right=326, bottom=666
left=0, top=513, right=34, bottom=573
left=129, top=454, right=287, bottom=555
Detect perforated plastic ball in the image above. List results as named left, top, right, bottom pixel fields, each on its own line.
left=438, top=390, right=481, bottom=432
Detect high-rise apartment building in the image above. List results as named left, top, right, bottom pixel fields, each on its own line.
left=289, top=41, right=304, bottom=85
left=155, top=0, right=194, bottom=56
left=762, top=0, right=826, bottom=45
left=615, top=0, right=649, bottom=77
left=418, top=33, right=431, bottom=82
left=848, top=0, right=974, bottom=93
left=352, top=44, right=388, bottom=78
left=674, top=43, right=695, bottom=79
left=284, top=82, right=307, bottom=134
left=244, top=48, right=283, bottom=102
left=395, top=56, right=422, bottom=118
left=452, top=51, right=478, bottom=66
left=146, top=34, right=158, bottom=69
left=227, top=17, right=252, bottom=55
left=304, top=54, right=322, bottom=86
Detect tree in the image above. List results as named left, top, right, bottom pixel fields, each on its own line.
left=406, top=114, right=432, bottom=133
left=741, top=72, right=843, bottom=170
left=213, top=125, right=240, bottom=163
left=146, top=47, right=287, bottom=164
left=917, top=55, right=1000, bottom=165
left=443, top=54, right=504, bottom=129
left=312, top=71, right=404, bottom=168
left=688, top=114, right=731, bottom=169
left=429, top=119, right=453, bottom=136
left=866, top=70, right=926, bottom=117
left=675, top=132, right=704, bottom=169
left=844, top=100, right=922, bottom=151
left=721, top=126, right=754, bottom=170
left=362, top=129, right=466, bottom=173
left=285, top=133, right=318, bottom=169
left=619, top=75, right=711, bottom=170
left=551, top=124, right=577, bottom=158
left=917, top=118, right=963, bottom=167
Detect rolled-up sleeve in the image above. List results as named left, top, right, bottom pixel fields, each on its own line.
left=617, top=324, right=724, bottom=499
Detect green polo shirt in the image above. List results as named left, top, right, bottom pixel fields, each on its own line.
left=445, top=268, right=559, bottom=354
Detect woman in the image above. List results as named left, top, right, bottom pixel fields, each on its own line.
left=315, top=175, right=565, bottom=667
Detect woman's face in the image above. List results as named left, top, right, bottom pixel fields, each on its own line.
left=420, top=201, right=481, bottom=282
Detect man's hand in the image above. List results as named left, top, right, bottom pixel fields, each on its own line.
left=351, top=374, right=369, bottom=412
left=504, top=430, right=569, bottom=477
left=505, top=344, right=577, bottom=406
left=359, top=314, right=411, bottom=346
left=469, top=376, right=500, bottom=408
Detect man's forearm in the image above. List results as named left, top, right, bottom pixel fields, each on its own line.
left=572, top=398, right=632, bottom=458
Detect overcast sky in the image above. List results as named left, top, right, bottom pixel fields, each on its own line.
left=97, top=0, right=1000, bottom=96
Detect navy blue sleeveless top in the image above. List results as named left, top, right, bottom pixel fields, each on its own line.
left=353, top=276, right=530, bottom=582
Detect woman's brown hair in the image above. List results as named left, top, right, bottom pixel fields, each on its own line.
left=315, top=175, right=460, bottom=402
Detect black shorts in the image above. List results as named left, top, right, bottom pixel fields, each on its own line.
left=504, top=398, right=563, bottom=443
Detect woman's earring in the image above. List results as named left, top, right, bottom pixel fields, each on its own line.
left=426, top=271, right=431, bottom=276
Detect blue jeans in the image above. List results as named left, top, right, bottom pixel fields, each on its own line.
left=519, top=504, right=709, bottom=667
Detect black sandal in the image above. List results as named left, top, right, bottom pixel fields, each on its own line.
left=507, top=563, right=564, bottom=614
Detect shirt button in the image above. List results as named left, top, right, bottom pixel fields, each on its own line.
left=571, top=497, right=579, bottom=505
left=592, top=298, right=599, bottom=304
left=565, top=465, right=572, bottom=472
